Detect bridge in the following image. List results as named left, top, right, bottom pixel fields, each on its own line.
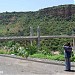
left=0, top=35, right=75, bottom=51
left=0, top=35, right=75, bottom=41
left=0, top=26, right=75, bottom=50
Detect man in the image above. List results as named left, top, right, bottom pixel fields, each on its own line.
left=64, top=42, right=72, bottom=71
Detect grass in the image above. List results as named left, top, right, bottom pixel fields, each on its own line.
left=0, top=49, right=8, bottom=54
left=30, top=53, right=65, bottom=61
left=0, top=49, right=75, bottom=62
left=0, top=49, right=14, bottom=54
left=30, top=53, right=75, bottom=62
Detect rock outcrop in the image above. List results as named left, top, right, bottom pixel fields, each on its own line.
left=39, top=4, right=75, bottom=19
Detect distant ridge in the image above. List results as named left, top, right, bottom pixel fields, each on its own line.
left=39, top=4, right=75, bottom=19
left=0, top=4, right=75, bottom=36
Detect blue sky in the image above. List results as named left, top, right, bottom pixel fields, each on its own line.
left=0, top=0, right=74, bottom=12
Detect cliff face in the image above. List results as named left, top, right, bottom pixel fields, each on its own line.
left=39, top=4, right=75, bottom=19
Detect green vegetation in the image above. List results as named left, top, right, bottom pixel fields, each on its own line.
left=0, top=5, right=75, bottom=36
left=0, top=5, right=74, bottom=52
left=0, top=41, right=37, bottom=58
left=30, top=53, right=75, bottom=62
left=0, top=4, right=75, bottom=61
left=30, top=53, right=65, bottom=61
left=0, top=40, right=75, bottom=61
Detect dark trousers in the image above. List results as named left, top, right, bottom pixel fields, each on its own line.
left=65, top=58, right=71, bottom=70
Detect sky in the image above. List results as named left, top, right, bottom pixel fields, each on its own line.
left=0, top=0, right=74, bottom=12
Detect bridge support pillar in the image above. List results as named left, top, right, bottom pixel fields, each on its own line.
left=37, top=26, right=40, bottom=49
left=30, top=27, right=33, bottom=46
left=73, top=38, right=75, bottom=53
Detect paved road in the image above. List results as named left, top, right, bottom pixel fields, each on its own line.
left=0, top=56, right=75, bottom=75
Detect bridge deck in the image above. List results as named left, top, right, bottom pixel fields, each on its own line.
left=0, top=35, right=74, bottom=40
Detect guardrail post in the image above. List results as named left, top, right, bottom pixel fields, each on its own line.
left=30, top=26, right=33, bottom=46
left=37, top=26, right=40, bottom=49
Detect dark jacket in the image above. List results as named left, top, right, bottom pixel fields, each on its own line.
left=64, top=46, right=72, bottom=58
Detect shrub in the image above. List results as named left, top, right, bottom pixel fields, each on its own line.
left=40, top=45, right=51, bottom=55
left=17, top=47, right=26, bottom=56
left=6, top=41, right=15, bottom=47
left=71, top=56, right=75, bottom=62
left=26, top=45, right=37, bottom=55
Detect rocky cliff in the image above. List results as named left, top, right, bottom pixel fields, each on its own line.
left=39, top=4, right=75, bottom=19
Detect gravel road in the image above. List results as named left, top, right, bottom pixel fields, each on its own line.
left=0, top=56, right=75, bottom=75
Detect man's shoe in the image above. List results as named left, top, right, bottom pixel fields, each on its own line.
left=65, top=69, right=71, bottom=71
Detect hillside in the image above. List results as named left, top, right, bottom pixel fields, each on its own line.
left=0, top=4, right=75, bottom=36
